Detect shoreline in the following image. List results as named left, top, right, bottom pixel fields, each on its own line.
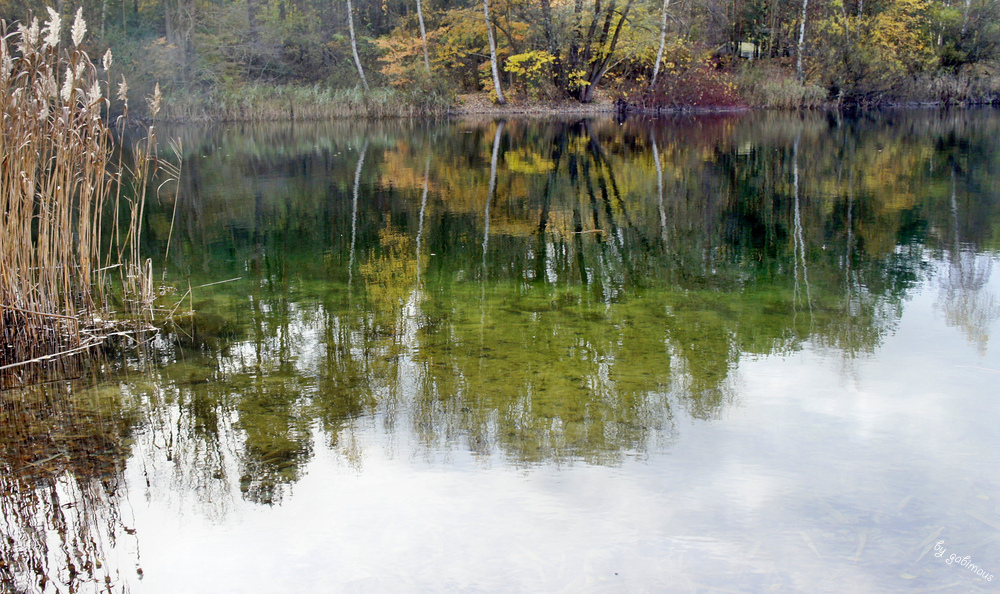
left=447, top=93, right=617, bottom=116
left=153, top=92, right=1000, bottom=124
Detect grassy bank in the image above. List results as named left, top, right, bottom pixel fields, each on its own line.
left=159, top=83, right=453, bottom=122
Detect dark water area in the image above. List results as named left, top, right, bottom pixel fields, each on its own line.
left=3, top=110, right=1000, bottom=592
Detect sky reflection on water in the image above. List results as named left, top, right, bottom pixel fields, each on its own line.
left=125, top=264, right=1000, bottom=593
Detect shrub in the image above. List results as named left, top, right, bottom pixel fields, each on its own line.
left=503, top=50, right=557, bottom=100
left=620, top=51, right=745, bottom=111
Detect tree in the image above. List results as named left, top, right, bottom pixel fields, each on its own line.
left=483, top=0, right=506, bottom=104
left=796, top=0, right=809, bottom=82
left=347, top=0, right=370, bottom=90
left=417, top=0, right=430, bottom=72
left=817, top=0, right=937, bottom=102
left=580, top=0, right=634, bottom=102
left=651, top=0, right=671, bottom=86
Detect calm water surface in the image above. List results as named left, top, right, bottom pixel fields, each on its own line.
left=3, top=111, right=1000, bottom=592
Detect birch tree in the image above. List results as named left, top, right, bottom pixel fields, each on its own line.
left=347, top=0, right=369, bottom=91
left=796, top=0, right=809, bottom=82
left=483, top=0, right=506, bottom=104
left=651, top=0, right=671, bottom=86
left=417, top=0, right=430, bottom=72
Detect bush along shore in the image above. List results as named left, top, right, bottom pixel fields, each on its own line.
left=617, top=62, right=1000, bottom=115
left=0, top=10, right=174, bottom=389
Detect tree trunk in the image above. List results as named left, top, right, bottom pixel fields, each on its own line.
left=165, top=0, right=174, bottom=45
left=579, top=0, right=605, bottom=73
left=650, top=0, right=671, bottom=86
left=567, top=0, right=586, bottom=76
left=539, top=0, right=559, bottom=82
left=580, top=0, right=633, bottom=102
left=416, top=0, right=430, bottom=72
left=416, top=155, right=430, bottom=281
left=767, top=0, right=778, bottom=57
left=347, top=0, right=370, bottom=91
left=248, top=0, right=260, bottom=44
left=483, top=0, right=505, bottom=104
left=792, top=135, right=812, bottom=309
left=796, top=0, right=809, bottom=82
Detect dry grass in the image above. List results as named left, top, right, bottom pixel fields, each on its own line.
left=901, top=64, right=1000, bottom=105
left=0, top=9, right=165, bottom=388
left=735, top=64, right=828, bottom=109
left=159, top=83, right=454, bottom=122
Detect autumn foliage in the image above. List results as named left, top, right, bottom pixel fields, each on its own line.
left=621, top=50, right=745, bottom=111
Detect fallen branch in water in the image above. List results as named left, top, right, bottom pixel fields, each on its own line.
left=193, top=277, right=242, bottom=289
left=0, top=340, right=105, bottom=373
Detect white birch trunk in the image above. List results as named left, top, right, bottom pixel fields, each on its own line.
left=796, top=0, right=809, bottom=82
left=652, top=137, right=667, bottom=245
left=650, top=0, right=671, bottom=86
left=417, top=0, right=430, bottom=72
left=347, top=0, right=369, bottom=91
left=483, top=0, right=505, bottom=105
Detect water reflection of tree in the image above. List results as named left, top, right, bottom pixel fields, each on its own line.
left=6, top=109, right=995, bottom=593
left=936, top=169, right=1000, bottom=354
left=0, top=381, right=136, bottom=592
left=129, top=111, right=1000, bottom=491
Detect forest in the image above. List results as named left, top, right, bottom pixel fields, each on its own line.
left=3, top=0, right=1000, bottom=118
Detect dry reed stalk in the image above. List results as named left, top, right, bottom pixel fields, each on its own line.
left=0, top=9, right=165, bottom=388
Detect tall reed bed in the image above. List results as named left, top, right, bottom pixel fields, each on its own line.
left=735, top=65, right=828, bottom=109
left=0, top=9, right=162, bottom=387
left=160, top=83, right=453, bottom=121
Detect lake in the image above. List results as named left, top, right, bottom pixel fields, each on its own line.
left=2, top=110, right=999, bottom=592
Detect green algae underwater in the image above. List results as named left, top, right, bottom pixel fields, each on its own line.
left=3, top=110, right=1000, bottom=592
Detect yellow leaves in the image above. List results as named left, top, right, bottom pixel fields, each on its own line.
left=430, top=8, right=489, bottom=60
left=503, top=50, right=557, bottom=99
left=818, top=0, right=936, bottom=79
left=566, top=68, right=590, bottom=91
left=376, top=31, right=427, bottom=88
left=871, top=0, right=936, bottom=72
left=504, top=50, right=555, bottom=78
left=360, top=221, right=418, bottom=314
left=856, top=144, right=932, bottom=211
left=378, top=146, right=435, bottom=192
left=505, top=149, right=555, bottom=174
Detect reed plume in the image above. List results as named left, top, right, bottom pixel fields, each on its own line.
left=0, top=9, right=162, bottom=388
